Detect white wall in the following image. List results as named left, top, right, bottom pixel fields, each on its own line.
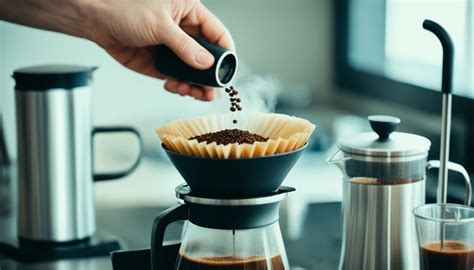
left=208, top=0, right=333, bottom=89
left=0, top=0, right=333, bottom=160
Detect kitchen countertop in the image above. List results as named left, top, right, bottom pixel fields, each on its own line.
left=0, top=145, right=343, bottom=270
left=0, top=199, right=342, bottom=270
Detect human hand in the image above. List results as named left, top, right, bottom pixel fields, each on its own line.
left=85, top=0, right=235, bottom=101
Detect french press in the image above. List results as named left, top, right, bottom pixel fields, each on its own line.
left=328, top=115, right=472, bottom=270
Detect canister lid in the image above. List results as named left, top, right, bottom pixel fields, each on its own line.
left=337, top=115, right=431, bottom=157
left=13, top=65, right=96, bottom=91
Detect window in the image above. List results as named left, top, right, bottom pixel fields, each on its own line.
left=347, top=0, right=473, bottom=97
left=335, top=0, right=474, bottom=171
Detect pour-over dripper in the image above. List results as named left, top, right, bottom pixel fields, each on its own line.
left=156, top=113, right=315, bottom=159
left=162, top=143, right=306, bottom=198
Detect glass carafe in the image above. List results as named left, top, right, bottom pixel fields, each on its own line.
left=176, top=222, right=289, bottom=270
left=150, top=186, right=294, bottom=270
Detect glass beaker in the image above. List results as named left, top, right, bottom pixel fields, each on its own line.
left=413, top=203, right=474, bottom=270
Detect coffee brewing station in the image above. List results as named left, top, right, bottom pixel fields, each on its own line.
left=110, top=20, right=474, bottom=270
left=1, top=2, right=474, bottom=269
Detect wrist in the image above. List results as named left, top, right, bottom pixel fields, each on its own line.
left=0, top=0, right=99, bottom=39
left=79, top=0, right=105, bottom=41
left=53, top=0, right=87, bottom=38
left=62, top=0, right=101, bottom=39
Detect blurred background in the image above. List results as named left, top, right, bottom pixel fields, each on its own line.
left=0, top=0, right=473, bottom=243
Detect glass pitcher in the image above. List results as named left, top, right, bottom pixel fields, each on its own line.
left=176, top=222, right=288, bottom=269
left=150, top=186, right=294, bottom=270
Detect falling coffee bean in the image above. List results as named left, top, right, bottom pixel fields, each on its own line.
left=225, top=86, right=242, bottom=125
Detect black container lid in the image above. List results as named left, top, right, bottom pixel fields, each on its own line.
left=13, top=65, right=96, bottom=91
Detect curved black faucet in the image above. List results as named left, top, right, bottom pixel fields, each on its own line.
left=422, top=20, right=454, bottom=94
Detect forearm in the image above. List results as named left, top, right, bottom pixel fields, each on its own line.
left=0, top=0, right=96, bottom=38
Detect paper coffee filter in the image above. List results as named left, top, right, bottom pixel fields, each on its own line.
left=156, top=113, right=315, bottom=158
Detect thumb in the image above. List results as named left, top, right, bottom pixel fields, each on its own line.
left=161, top=21, right=215, bottom=70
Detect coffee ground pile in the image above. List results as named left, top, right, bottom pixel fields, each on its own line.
left=190, top=129, right=268, bottom=145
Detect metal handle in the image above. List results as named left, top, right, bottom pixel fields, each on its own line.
left=151, top=203, right=189, bottom=270
left=92, top=126, right=143, bottom=181
left=427, top=160, right=472, bottom=206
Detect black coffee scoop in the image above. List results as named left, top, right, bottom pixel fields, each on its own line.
left=154, top=37, right=238, bottom=87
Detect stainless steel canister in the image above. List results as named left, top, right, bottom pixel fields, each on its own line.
left=13, top=65, right=142, bottom=243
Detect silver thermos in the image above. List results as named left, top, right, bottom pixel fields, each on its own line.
left=13, top=65, right=143, bottom=244
left=328, top=115, right=471, bottom=270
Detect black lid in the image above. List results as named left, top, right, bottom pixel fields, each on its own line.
left=13, top=65, right=96, bottom=91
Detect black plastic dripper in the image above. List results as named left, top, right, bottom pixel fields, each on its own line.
left=162, top=144, right=307, bottom=198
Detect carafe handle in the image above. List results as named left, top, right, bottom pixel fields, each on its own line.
left=427, top=160, right=472, bottom=206
left=92, top=126, right=143, bottom=181
left=151, top=203, right=189, bottom=270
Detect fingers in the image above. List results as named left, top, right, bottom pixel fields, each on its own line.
left=201, top=87, right=215, bottom=101
left=161, top=20, right=215, bottom=70
left=164, top=79, right=214, bottom=101
left=195, top=4, right=235, bottom=51
left=106, top=45, right=214, bottom=101
left=104, top=46, right=167, bottom=80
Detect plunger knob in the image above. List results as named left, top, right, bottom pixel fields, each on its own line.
left=368, top=115, right=400, bottom=141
